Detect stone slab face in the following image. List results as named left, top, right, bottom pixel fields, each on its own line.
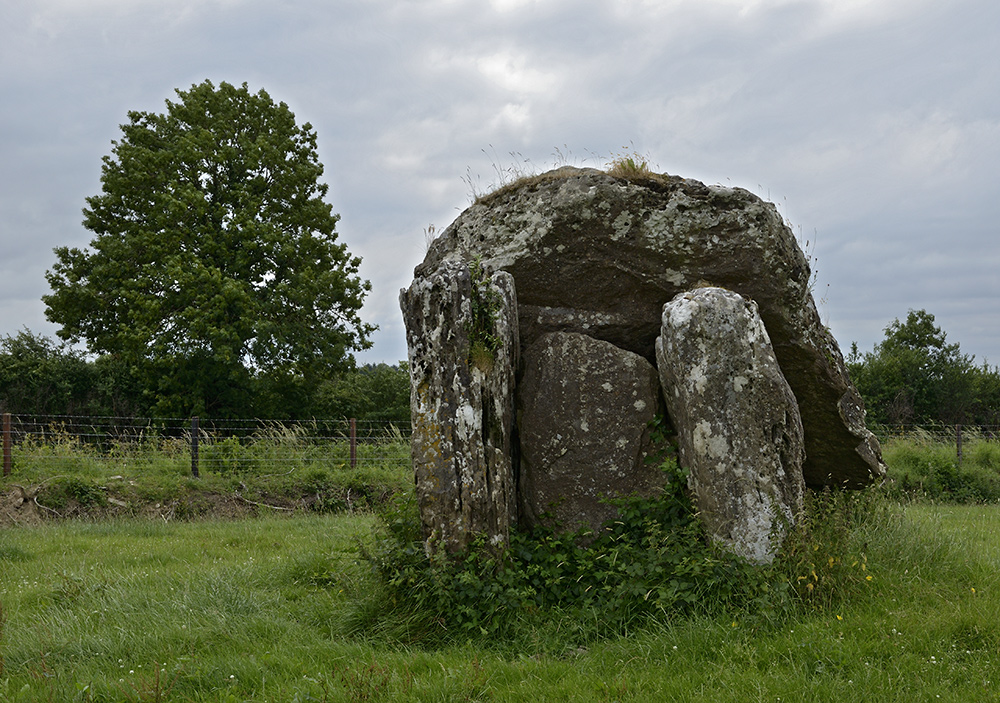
left=418, top=167, right=884, bottom=487
left=656, top=287, right=806, bottom=564
left=517, top=331, right=663, bottom=536
left=399, top=261, right=518, bottom=553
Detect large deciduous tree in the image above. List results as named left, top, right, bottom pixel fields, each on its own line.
left=848, top=309, right=984, bottom=426
left=313, top=362, right=411, bottom=423
left=44, top=80, right=374, bottom=417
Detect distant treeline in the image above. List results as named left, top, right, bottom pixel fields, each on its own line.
left=0, top=329, right=410, bottom=422
left=6, top=308, right=999, bottom=429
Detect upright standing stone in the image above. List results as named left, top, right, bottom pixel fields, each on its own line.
left=656, top=287, right=805, bottom=564
left=399, top=260, right=518, bottom=554
left=518, top=331, right=664, bottom=537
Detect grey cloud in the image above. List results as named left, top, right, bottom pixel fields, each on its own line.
left=2, top=0, right=998, bottom=368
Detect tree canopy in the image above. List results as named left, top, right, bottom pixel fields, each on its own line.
left=848, top=309, right=999, bottom=426
left=43, top=80, right=374, bottom=417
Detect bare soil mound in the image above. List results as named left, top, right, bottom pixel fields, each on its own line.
left=0, top=483, right=390, bottom=527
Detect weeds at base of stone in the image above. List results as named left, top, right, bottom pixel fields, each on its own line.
left=362, top=464, right=894, bottom=648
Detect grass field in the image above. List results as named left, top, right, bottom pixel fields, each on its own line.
left=2, top=500, right=999, bottom=702
left=2, top=430, right=1000, bottom=700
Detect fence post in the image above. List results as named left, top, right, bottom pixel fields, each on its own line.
left=191, top=416, right=200, bottom=478
left=350, top=418, right=357, bottom=470
left=3, top=412, right=11, bottom=477
left=956, top=424, right=963, bottom=464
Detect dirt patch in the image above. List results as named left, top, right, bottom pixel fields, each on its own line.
left=1, top=484, right=46, bottom=526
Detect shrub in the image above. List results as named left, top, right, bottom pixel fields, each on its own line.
left=200, top=435, right=250, bottom=476
left=37, top=476, right=106, bottom=511
left=362, top=459, right=770, bottom=643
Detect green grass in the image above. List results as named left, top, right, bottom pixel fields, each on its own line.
left=0, top=515, right=382, bottom=701
left=881, top=430, right=1000, bottom=502
left=2, top=432, right=999, bottom=700
left=2, top=498, right=1000, bottom=701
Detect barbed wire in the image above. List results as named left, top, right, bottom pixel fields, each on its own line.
left=1, top=413, right=412, bottom=477
left=6, top=416, right=994, bottom=479
left=4, top=414, right=409, bottom=438
left=873, top=424, right=1000, bottom=442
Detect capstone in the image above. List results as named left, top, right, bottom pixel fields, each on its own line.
left=419, top=167, right=884, bottom=487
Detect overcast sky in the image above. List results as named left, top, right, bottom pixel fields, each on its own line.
left=2, top=0, right=998, bottom=369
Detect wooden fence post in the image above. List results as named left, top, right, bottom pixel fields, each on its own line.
left=3, top=412, right=11, bottom=477
left=956, top=424, right=963, bottom=464
left=191, top=416, right=200, bottom=478
left=350, top=417, right=357, bottom=470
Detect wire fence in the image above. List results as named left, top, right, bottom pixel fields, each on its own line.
left=872, top=423, right=1000, bottom=463
left=1, top=413, right=412, bottom=478
left=4, top=414, right=997, bottom=479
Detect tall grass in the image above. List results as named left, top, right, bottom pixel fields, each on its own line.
left=10, top=422, right=411, bottom=482
left=2, top=431, right=1000, bottom=699
left=880, top=428, right=1000, bottom=502
left=4, top=424, right=412, bottom=522
left=0, top=515, right=382, bottom=701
